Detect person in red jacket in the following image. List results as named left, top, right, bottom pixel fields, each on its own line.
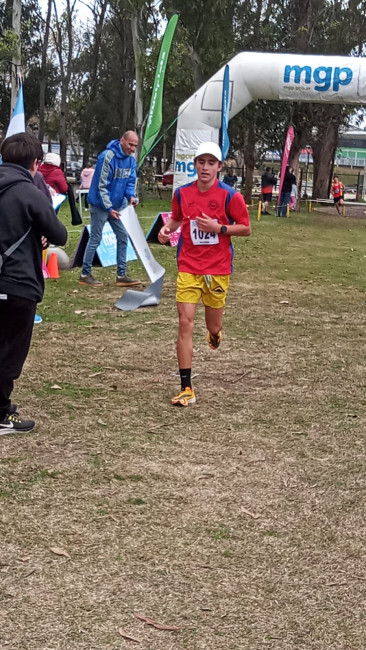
left=38, top=153, right=68, bottom=195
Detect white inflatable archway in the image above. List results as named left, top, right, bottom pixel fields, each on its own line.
left=173, top=51, right=366, bottom=189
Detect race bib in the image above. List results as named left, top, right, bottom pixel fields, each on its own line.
left=190, top=220, right=219, bottom=245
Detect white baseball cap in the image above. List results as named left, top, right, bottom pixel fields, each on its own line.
left=194, top=142, right=223, bottom=162
left=44, top=152, right=61, bottom=167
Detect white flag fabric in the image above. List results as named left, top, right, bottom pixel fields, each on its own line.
left=114, top=205, right=165, bottom=311
left=52, top=193, right=67, bottom=211
left=6, top=82, right=25, bottom=138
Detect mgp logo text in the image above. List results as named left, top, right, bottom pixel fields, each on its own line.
left=283, top=64, right=353, bottom=92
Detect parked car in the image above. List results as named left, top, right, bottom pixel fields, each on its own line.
left=162, top=169, right=174, bottom=186
left=66, top=160, right=82, bottom=182
left=344, top=187, right=357, bottom=200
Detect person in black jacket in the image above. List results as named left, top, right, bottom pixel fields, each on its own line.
left=0, top=133, right=67, bottom=434
left=277, top=165, right=296, bottom=217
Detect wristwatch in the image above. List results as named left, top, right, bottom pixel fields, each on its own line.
left=220, top=225, right=228, bottom=234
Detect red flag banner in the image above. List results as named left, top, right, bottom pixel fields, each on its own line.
left=277, top=126, right=294, bottom=206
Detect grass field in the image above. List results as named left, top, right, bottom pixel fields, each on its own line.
left=1, top=200, right=366, bottom=650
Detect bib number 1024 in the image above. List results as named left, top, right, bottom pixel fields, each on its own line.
left=190, top=219, right=219, bottom=246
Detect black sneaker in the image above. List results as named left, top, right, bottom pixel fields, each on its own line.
left=0, top=413, right=35, bottom=435
left=116, top=275, right=142, bottom=287
left=9, top=404, right=18, bottom=414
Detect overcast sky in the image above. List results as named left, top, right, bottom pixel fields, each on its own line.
left=38, top=0, right=94, bottom=26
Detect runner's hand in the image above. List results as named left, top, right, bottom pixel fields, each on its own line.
left=195, top=213, right=220, bottom=233
left=158, top=225, right=171, bottom=244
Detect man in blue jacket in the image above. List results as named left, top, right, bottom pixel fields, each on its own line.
left=79, top=131, right=141, bottom=287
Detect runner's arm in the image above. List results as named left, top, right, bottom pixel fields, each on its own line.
left=196, top=213, right=251, bottom=237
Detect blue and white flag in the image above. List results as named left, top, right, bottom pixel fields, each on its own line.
left=221, top=65, right=230, bottom=160
left=6, top=79, right=25, bottom=138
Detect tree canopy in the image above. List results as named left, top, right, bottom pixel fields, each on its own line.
left=1, top=0, right=365, bottom=197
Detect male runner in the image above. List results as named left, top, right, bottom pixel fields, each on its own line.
left=331, top=175, right=345, bottom=215
left=158, top=142, right=251, bottom=406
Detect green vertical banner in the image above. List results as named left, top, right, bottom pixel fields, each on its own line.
left=138, top=14, right=178, bottom=169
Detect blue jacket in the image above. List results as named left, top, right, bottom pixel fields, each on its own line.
left=88, top=139, right=137, bottom=212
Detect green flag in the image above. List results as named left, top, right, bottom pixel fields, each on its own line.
left=138, top=14, right=178, bottom=168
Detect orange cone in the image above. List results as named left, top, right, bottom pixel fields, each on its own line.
left=47, top=252, right=60, bottom=279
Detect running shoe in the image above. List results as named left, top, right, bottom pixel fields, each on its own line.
left=78, top=274, right=103, bottom=286
left=116, top=275, right=142, bottom=287
left=0, top=413, right=35, bottom=435
left=207, top=331, right=222, bottom=350
left=171, top=387, right=196, bottom=407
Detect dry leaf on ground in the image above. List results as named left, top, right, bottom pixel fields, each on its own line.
left=241, top=507, right=260, bottom=519
left=49, top=547, right=71, bottom=559
left=134, top=613, right=181, bottom=631
left=118, top=628, right=140, bottom=643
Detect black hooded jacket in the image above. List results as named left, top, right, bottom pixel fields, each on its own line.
left=261, top=170, right=277, bottom=190
left=0, top=163, right=67, bottom=302
left=282, top=169, right=296, bottom=194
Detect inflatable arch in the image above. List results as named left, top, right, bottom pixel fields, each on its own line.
left=173, top=51, right=366, bottom=189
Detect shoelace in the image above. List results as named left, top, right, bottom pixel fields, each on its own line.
left=8, top=414, right=22, bottom=424
left=178, top=388, right=192, bottom=396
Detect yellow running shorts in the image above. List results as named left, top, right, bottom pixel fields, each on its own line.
left=176, top=272, right=230, bottom=308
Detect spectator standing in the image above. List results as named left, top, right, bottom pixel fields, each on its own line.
left=223, top=168, right=238, bottom=188
left=0, top=133, right=67, bottom=434
left=261, top=167, right=277, bottom=214
left=289, top=169, right=298, bottom=210
left=80, top=162, right=95, bottom=209
left=38, top=152, right=68, bottom=195
left=277, top=165, right=296, bottom=217
left=38, top=153, right=81, bottom=224
left=79, top=130, right=141, bottom=287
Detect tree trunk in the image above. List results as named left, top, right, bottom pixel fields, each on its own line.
left=131, top=13, right=144, bottom=136
left=38, top=0, right=52, bottom=143
left=52, top=0, right=74, bottom=169
left=10, top=0, right=21, bottom=116
left=289, top=137, right=301, bottom=177
left=243, top=121, right=256, bottom=205
left=312, top=111, right=341, bottom=199
left=81, top=0, right=108, bottom=165
left=187, top=43, right=203, bottom=90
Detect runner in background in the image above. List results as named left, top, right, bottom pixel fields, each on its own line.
left=261, top=167, right=277, bottom=215
left=332, top=175, right=345, bottom=215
